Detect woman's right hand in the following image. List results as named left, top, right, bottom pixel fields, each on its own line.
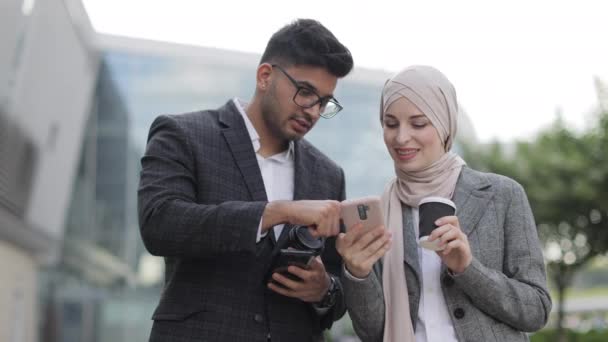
left=336, top=223, right=392, bottom=278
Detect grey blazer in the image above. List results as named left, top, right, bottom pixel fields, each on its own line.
left=342, top=167, right=552, bottom=342
left=138, top=100, right=347, bottom=342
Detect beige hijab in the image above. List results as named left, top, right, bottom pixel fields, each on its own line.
left=380, top=66, right=465, bottom=342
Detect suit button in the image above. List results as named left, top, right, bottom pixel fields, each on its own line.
left=453, top=308, right=465, bottom=319
left=254, top=313, right=264, bottom=324
left=443, top=275, right=455, bottom=287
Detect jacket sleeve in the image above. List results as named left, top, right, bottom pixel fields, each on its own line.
left=341, top=261, right=385, bottom=342
left=453, top=180, right=552, bottom=332
left=318, top=167, right=348, bottom=329
left=137, top=115, right=267, bottom=258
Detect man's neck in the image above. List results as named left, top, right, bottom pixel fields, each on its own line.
left=245, top=100, right=289, bottom=158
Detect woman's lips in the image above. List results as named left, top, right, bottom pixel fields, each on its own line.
left=395, top=148, right=418, bottom=161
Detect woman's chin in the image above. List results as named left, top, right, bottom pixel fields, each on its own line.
left=394, top=160, right=419, bottom=172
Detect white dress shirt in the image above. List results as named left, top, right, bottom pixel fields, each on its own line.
left=233, top=98, right=294, bottom=242
left=411, top=208, right=458, bottom=342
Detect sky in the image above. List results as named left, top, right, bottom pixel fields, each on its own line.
left=82, top=0, right=608, bottom=143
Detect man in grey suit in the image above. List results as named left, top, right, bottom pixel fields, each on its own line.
left=138, top=19, right=354, bottom=342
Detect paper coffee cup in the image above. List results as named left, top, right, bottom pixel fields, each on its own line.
left=418, top=196, right=456, bottom=251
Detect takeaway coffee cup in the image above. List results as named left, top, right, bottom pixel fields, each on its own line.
left=418, top=196, right=456, bottom=251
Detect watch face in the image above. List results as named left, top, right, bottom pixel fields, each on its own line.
left=329, top=276, right=337, bottom=293
left=318, top=276, right=338, bottom=308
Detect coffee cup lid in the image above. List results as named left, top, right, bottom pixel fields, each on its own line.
left=418, top=196, right=456, bottom=209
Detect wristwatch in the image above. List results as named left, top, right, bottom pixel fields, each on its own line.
left=316, top=275, right=338, bottom=308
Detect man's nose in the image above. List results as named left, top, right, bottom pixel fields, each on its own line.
left=303, top=103, right=322, bottom=120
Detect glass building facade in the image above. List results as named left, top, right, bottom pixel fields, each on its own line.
left=101, top=39, right=398, bottom=200
left=38, top=61, right=157, bottom=342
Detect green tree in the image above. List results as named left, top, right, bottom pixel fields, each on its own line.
left=462, top=84, right=608, bottom=340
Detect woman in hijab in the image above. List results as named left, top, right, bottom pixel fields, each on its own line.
left=336, top=65, right=552, bottom=342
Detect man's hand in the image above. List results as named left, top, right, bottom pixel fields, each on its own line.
left=263, top=200, right=341, bottom=237
left=336, top=223, right=392, bottom=278
left=267, top=256, right=331, bottom=302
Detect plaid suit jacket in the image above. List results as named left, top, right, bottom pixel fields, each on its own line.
left=138, top=100, right=346, bottom=342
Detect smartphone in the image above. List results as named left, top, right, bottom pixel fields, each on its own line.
left=273, top=249, right=316, bottom=271
left=340, top=196, right=384, bottom=232
left=267, top=249, right=316, bottom=284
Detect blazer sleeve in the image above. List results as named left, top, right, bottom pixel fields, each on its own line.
left=342, top=261, right=385, bottom=342
left=452, top=180, right=552, bottom=332
left=318, top=167, right=348, bottom=329
left=138, top=115, right=267, bottom=258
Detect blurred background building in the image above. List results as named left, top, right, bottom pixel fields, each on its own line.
left=0, top=0, right=482, bottom=341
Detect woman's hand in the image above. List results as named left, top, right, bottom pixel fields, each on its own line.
left=428, top=215, right=472, bottom=274
left=336, top=223, right=392, bottom=278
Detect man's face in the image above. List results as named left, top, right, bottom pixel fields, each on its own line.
left=260, top=64, right=338, bottom=141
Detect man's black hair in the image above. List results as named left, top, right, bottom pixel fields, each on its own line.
left=260, top=19, right=354, bottom=78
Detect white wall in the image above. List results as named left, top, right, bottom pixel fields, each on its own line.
left=10, top=0, right=100, bottom=240
left=0, top=0, right=23, bottom=108
left=0, top=240, right=37, bottom=342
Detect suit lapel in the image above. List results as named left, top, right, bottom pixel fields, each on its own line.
left=276, top=140, right=318, bottom=247
left=219, top=101, right=268, bottom=203
left=403, top=168, right=494, bottom=282
left=452, top=167, right=494, bottom=236
left=292, top=140, right=318, bottom=201
left=219, top=101, right=277, bottom=245
left=440, top=167, right=494, bottom=274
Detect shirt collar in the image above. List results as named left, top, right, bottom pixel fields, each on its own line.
left=233, top=98, right=294, bottom=161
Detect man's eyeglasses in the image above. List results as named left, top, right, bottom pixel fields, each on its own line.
left=271, top=64, right=343, bottom=119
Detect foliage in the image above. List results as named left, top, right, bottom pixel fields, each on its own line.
left=461, top=84, right=608, bottom=334
left=531, top=329, right=608, bottom=342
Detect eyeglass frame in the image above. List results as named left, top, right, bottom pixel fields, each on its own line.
left=270, top=64, right=343, bottom=119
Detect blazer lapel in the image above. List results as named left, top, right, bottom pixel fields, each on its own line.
left=439, top=167, right=494, bottom=275
left=276, top=140, right=318, bottom=247
left=292, top=140, right=318, bottom=201
left=219, top=101, right=268, bottom=203
left=452, top=167, right=494, bottom=236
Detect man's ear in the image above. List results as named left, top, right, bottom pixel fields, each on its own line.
left=256, top=63, right=273, bottom=92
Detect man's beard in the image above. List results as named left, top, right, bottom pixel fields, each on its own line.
left=260, top=91, right=303, bottom=142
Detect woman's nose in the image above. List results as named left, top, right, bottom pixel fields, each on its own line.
left=395, top=127, right=411, bottom=144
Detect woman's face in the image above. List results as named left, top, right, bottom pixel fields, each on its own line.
left=382, top=97, right=445, bottom=172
